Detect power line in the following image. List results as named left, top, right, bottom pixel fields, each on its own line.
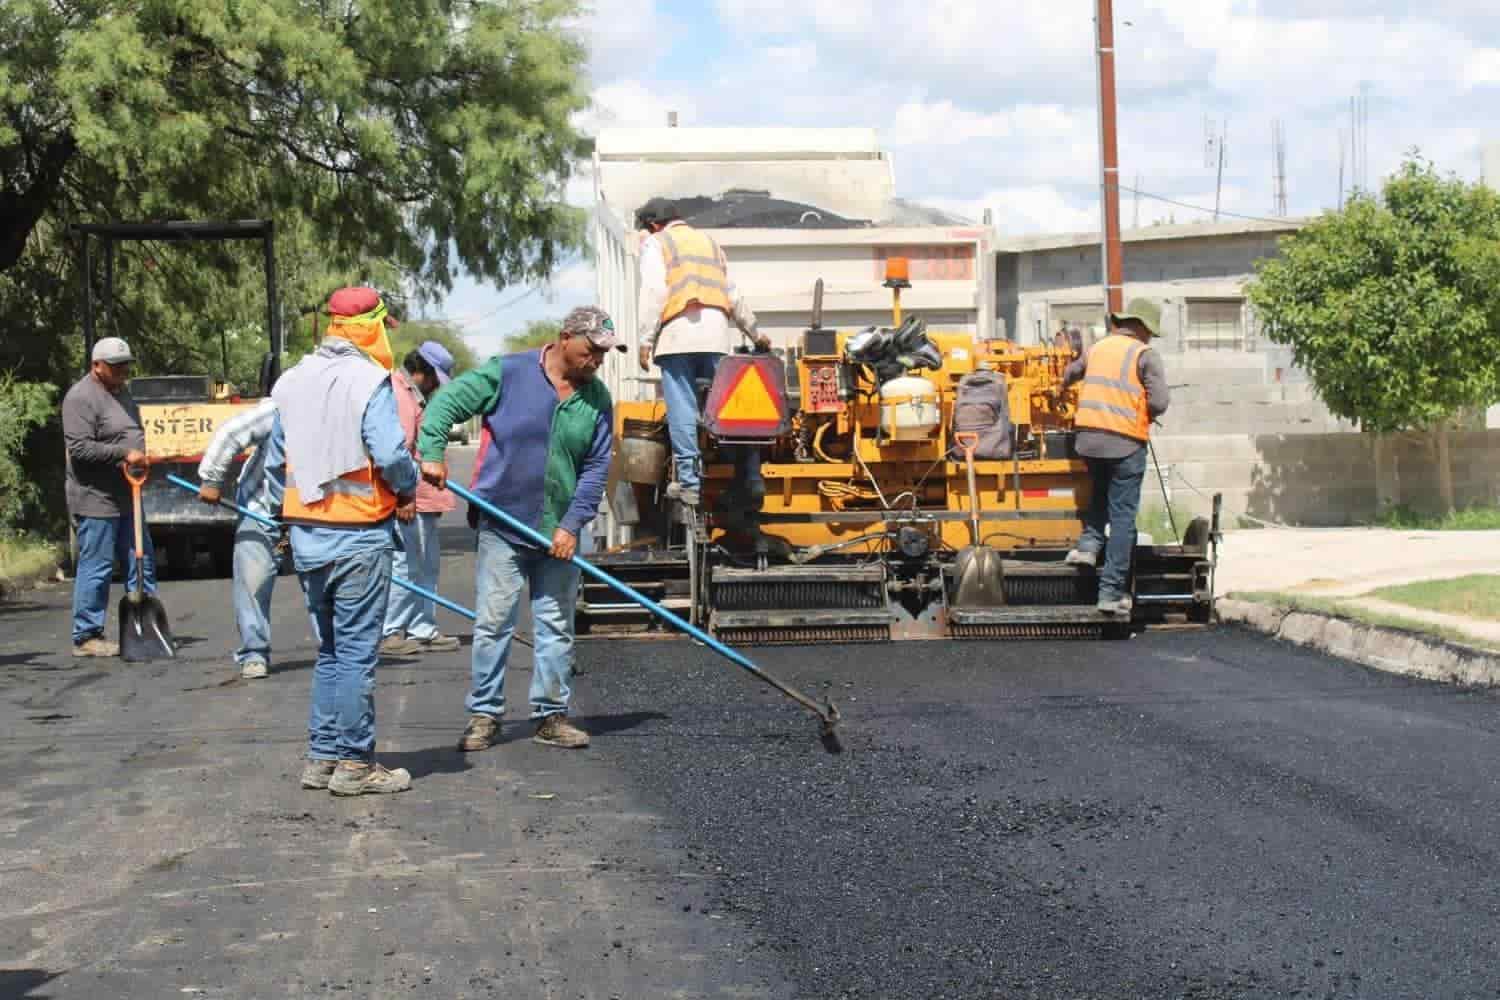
left=1116, top=184, right=1296, bottom=226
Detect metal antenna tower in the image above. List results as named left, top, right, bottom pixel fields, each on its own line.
left=1272, top=120, right=1288, bottom=216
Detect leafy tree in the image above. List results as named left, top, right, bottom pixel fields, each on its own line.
left=0, top=0, right=588, bottom=532
left=0, top=0, right=589, bottom=289
left=506, top=318, right=562, bottom=351
left=1248, top=155, right=1500, bottom=513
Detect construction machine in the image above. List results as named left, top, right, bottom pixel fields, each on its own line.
left=69, top=221, right=283, bottom=576
left=580, top=261, right=1219, bottom=644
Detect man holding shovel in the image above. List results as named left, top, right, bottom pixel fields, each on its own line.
left=417, top=306, right=619, bottom=752
left=263, top=287, right=420, bottom=796
left=62, top=337, right=157, bottom=657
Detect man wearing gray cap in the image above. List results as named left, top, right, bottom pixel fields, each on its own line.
left=62, top=337, right=157, bottom=657
left=417, top=307, right=619, bottom=752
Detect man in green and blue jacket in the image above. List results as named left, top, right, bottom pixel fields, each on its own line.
left=418, top=306, right=620, bottom=752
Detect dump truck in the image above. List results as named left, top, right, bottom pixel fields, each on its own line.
left=580, top=128, right=1218, bottom=643
left=69, top=221, right=283, bottom=576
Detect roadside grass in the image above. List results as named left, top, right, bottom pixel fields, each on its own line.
left=0, top=534, right=60, bottom=591
left=1137, top=505, right=1180, bottom=544
left=1373, top=505, right=1500, bottom=531
left=1235, top=589, right=1500, bottom=655
left=1367, top=575, right=1500, bottom=623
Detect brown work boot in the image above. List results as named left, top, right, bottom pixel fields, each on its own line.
left=418, top=633, right=462, bottom=653
left=72, top=637, right=119, bottom=658
left=379, top=634, right=421, bottom=657
left=458, top=714, right=500, bottom=752
left=300, top=759, right=337, bottom=789
left=328, top=761, right=412, bottom=796
left=533, top=714, right=590, bottom=749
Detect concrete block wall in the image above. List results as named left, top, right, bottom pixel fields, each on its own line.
left=1145, top=430, right=1500, bottom=527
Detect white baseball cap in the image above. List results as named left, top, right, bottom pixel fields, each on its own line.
left=91, top=337, right=135, bottom=365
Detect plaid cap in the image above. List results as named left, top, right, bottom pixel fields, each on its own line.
left=561, top=306, right=624, bottom=352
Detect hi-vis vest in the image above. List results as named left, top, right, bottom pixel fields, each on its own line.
left=1075, top=334, right=1152, bottom=442
left=657, top=225, right=733, bottom=328
left=282, top=460, right=398, bottom=527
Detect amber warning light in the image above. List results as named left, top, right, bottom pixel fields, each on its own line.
left=883, top=255, right=911, bottom=289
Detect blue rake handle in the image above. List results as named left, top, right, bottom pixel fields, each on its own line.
left=444, top=480, right=841, bottom=741
left=163, top=473, right=503, bottom=636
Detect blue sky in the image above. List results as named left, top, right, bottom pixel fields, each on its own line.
left=435, top=0, right=1500, bottom=356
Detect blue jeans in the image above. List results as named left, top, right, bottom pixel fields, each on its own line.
left=71, top=514, right=157, bottom=645
left=469, top=527, right=580, bottom=720
left=233, top=519, right=279, bottom=667
left=657, top=351, right=762, bottom=494
left=384, top=512, right=443, bottom=640
left=1078, top=447, right=1147, bottom=601
left=299, top=548, right=392, bottom=762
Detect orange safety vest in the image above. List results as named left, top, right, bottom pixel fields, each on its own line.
left=657, top=224, right=733, bottom=328
left=282, top=460, right=398, bottom=527
left=1075, top=333, right=1152, bottom=442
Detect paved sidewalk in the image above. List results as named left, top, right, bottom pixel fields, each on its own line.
left=1216, top=527, right=1500, bottom=648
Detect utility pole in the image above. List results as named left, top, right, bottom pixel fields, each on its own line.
left=1212, top=119, right=1227, bottom=222
left=1133, top=172, right=1141, bottom=229
left=1093, top=0, right=1124, bottom=314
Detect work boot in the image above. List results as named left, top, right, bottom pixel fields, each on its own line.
left=379, top=634, right=422, bottom=657
left=458, top=714, right=500, bottom=752
left=72, top=637, right=119, bottom=658
left=533, top=714, right=590, bottom=749
left=1096, top=594, right=1133, bottom=616
left=300, top=759, right=337, bottom=789
left=1065, top=549, right=1098, bottom=568
left=240, top=659, right=269, bottom=680
left=418, top=633, right=462, bottom=653
left=665, top=482, right=700, bottom=508
left=328, top=761, right=412, bottom=796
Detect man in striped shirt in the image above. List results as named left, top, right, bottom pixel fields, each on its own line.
left=197, top=398, right=281, bottom=679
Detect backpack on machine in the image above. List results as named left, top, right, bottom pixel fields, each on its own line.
left=951, top=369, right=1013, bottom=461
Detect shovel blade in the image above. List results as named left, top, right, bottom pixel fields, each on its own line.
left=118, top=594, right=177, bottom=662
left=953, top=545, right=1007, bottom=608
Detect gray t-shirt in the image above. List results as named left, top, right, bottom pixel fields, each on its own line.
left=63, top=373, right=145, bottom=518
left=1062, top=342, right=1170, bottom=460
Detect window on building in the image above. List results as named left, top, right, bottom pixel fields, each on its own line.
left=1048, top=303, right=1107, bottom=347
left=1185, top=298, right=1244, bottom=351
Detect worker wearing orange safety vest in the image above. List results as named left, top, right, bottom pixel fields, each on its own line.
left=635, top=198, right=769, bottom=510
left=1060, top=299, right=1172, bottom=617
left=264, top=286, right=421, bottom=796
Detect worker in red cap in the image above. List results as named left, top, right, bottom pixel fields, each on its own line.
left=263, top=286, right=421, bottom=795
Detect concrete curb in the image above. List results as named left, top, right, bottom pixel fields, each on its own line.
left=1217, top=597, right=1500, bottom=688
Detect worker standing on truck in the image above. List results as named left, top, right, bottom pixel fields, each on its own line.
left=196, top=397, right=280, bottom=680
left=634, top=198, right=770, bottom=510
left=263, top=287, right=420, bottom=796
left=379, top=342, right=460, bottom=657
left=1061, top=299, right=1171, bottom=616
left=417, top=306, right=618, bottom=753
left=62, top=336, right=157, bottom=658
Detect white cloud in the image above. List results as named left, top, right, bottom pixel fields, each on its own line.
left=930, top=187, right=1100, bottom=236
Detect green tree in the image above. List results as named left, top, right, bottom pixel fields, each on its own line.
left=0, top=0, right=589, bottom=288
left=1248, top=155, right=1500, bottom=513
left=506, top=318, right=562, bottom=351
left=0, top=1, right=588, bottom=532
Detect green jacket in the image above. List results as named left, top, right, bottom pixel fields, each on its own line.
left=417, top=350, right=613, bottom=538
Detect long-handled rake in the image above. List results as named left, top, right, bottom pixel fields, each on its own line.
left=162, top=474, right=530, bottom=647
left=445, top=481, right=843, bottom=754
